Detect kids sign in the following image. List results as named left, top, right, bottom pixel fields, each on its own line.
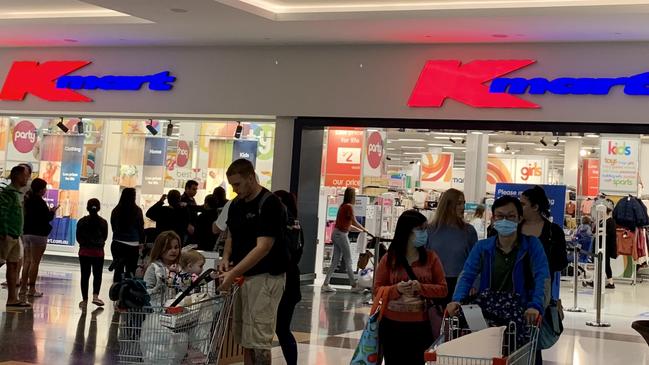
left=599, top=137, right=639, bottom=194
left=408, top=59, right=649, bottom=109
left=0, top=61, right=175, bottom=102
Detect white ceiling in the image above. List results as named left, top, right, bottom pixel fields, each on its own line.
left=1, top=0, right=649, bottom=46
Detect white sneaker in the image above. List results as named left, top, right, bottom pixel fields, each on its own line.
left=321, top=285, right=337, bottom=293
left=351, top=286, right=365, bottom=294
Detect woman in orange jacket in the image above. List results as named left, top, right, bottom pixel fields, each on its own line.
left=374, top=209, right=448, bottom=365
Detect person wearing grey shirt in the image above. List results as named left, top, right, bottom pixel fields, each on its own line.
left=426, top=189, right=478, bottom=306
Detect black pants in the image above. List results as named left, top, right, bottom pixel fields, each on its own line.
left=605, top=255, right=613, bottom=280
left=111, top=241, right=139, bottom=283
left=379, top=318, right=434, bottom=365
left=79, top=255, right=104, bottom=301
left=276, top=296, right=298, bottom=365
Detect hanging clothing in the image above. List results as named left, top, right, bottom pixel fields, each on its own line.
left=566, top=201, right=576, bottom=217
left=616, top=228, right=636, bottom=258
left=613, top=196, right=649, bottom=230
left=581, top=199, right=594, bottom=216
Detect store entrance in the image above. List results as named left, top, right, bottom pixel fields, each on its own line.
left=291, top=117, right=649, bottom=285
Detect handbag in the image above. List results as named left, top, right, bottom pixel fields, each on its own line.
left=400, top=256, right=444, bottom=340
left=350, top=286, right=389, bottom=365
left=538, top=299, right=564, bottom=350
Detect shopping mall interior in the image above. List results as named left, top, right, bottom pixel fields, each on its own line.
left=3, top=0, right=649, bottom=364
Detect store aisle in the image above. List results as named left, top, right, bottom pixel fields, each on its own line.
left=1, top=260, right=649, bottom=364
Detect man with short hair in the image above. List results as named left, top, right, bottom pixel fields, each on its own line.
left=0, top=165, right=31, bottom=308
left=181, top=180, right=199, bottom=206
left=218, top=159, right=288, bottom=365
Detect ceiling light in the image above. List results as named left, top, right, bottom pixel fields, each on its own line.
left=553, top=137, right=560, bottom=146
left=505, top=144, right=511, bottom=151
left=386, top=147, right=397, bottom=151
left=432, top=132, right=466, bottom=136
left=427, top=143, right=449, bottom=147
left=403, top=152, right=424, bottom=155
left=0, top=9, right=128, bottom=19
left=386, top=156, right=392, bottom=161
left=495, top=146, right=504, bottom=153
left=580, top=149, right=588, bottom=157
left=57, top=117, right=69, bottom=133
left=591, top=148, right=597, bottom=155
left=539, top=137, right=547, bottom=146
left=396, top=138, right=425, bottom=142
left=234, top=121, right=243, bottom=139
left=449, top=137, right=456, bottom=144
left=461, top=138, right=466, bottom=144
left=146, top=120, right=158, bottom=135
left=166, top=121, right=175, bottom=137
left=402, top=146, right=426, bottom=150
left=470, top=131, right=483, bottom=135
left=507, top=142, right=536, bottom=146
left=585, top=134, right=600, bottom=138
left=444, top=146, right=466, bottom=150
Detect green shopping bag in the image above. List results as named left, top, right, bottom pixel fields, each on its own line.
left=350, top=287, right=389, bottom=365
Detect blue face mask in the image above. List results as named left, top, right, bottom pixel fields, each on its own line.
left=493, top=219, right=518, bottom=236
left=413, top=229, right=428, bottom=248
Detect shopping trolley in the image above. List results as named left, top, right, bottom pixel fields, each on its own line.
left=116, top=269, right=240, bottom=365
left=424, top=312, right=541, bottom=365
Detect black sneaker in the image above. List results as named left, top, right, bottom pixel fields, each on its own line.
left=605, top=283, right=616, bottom=289
left=582, top=280, right=594, bottom=288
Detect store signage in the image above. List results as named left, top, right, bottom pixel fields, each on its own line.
left=408, top=59, right=649, bottom=109
left=495, top=183, right=567, bottom=227
left=599, top=137, right=639, bottom=194
left=324, top=129, right=363, bottom=188
left=176, top=140, right=190, bottom=168
left=12, top=120, right=37, bottom=153
left=0, top=61, right=175, bottom=102
left=366, top=132, right=383, bottom=169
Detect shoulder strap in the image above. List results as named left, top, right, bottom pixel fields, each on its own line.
left=398, top=255, right=418, bottom=281
left=257, top=191, right=272, bottom=216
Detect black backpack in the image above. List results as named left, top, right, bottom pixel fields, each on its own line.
left=256, top=192, right=302, bottom=264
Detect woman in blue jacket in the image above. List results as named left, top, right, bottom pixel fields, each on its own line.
left=447, top=196, right=550, bottom=347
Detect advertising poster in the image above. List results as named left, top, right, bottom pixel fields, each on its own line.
left=206, top=139, right=234, bottom=193
left=495, top=183, right=567, bottom=227
left=247, top=123, right=275, bottom=189
left=363, top=130, right=386, bottom=177
left=60, top=136, right=84, bottom=190
left=515, top=158, right=547, bottom=184
left=487, top=157, right=515, bottom=186
left=486, top=157, right=547, bottom=192
left=599, top=137, right=640, bottom=195
left=142, top=138, right=167, bottom=195
left=324, top=128, right=363, bottom=188
left=0, top=118, right=7, bottom=168
left=581, top=158, right=600, bottom=197
left=420, top=152, right=453, bottom=190
left=7, top=118, right=42, bottom=164
left=176, top=140, right=192, bottom=168
left=232, top=140, right=258, bottom=167
left=451, top=168, right=465, bottom=190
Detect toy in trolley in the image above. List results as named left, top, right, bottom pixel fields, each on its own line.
left=116, top=269, right=240, bottom=365
left=424, top=310, right=541, bottom=365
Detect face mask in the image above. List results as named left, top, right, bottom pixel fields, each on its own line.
left=413, top=229, right=428, bottom=248
left=493, top=219, right=518, bottom=236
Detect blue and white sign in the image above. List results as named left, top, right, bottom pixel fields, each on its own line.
left=494, top=183, right=567, bottom=227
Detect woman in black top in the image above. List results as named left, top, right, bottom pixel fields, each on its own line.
left=110, top=188, right=145, bottom=283
left=77, top=199, right=109, bottom=307
left=273, top=190, right=303, bottom=365
left=195, top=194, right=219, bottom=251
left=20, top=178, right=57, bottom=297
left=520, top=186, right=568, bottom=365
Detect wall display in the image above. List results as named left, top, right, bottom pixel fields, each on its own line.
left=363, top=130, right=385, bottom=177
left=486, top=156, right=548, bottom=192
left=495, top=183, right=567, bottom=227
left=40, top=135, right=84, bottom=246
left=206, top=139, right=234, bottom=194
left=232, top=140, right=258, bottom=167
left=7, top=118, right=42, bottom=165
left=142, top=138, right=168, bottom=195
left=324, top=128, right=363, bottom=188
left=581, top=158, right=600, bottom=197
left=420, top=152, right=453, bottom=190
left=599, top=137, right=640, bottom=195
left=245, top=123, right=275, bottom=189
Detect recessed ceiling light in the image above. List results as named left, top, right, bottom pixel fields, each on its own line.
left=64, top=39, right=78, bottom=43
left=170, top=8, right=188, bottom=13
left=492, top=34, right=508, bottom=38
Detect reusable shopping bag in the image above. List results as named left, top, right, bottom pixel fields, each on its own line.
left=538, top=299, right=564, bottom=350
left=350, top=287, right=389, bottom=365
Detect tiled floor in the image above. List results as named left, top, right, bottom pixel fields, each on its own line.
left=1, top=260, right=649, bottom=364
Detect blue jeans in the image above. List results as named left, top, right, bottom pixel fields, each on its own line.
left=324, top=229, right=356, bottom=286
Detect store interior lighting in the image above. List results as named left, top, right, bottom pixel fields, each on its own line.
left=146, top=119, right=158, bottom=135
left=495, top=146, right=504, bottom=153
left=76, top=118, right=84, bottom=134
left=540, top=137, right=547, bottom=146
left=166, top=121, right=174, bottom=137
left=57, top=117, right=69, bottom=133
left=234, top=121, right=243, bottom=139
left=553, top=137, right=560, bottom=146
left=449, top=137, right=456, bottom=144
left=461, top=138, right=466, bottom=144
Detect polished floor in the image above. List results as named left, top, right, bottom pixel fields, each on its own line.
left=1, top=260, right=648, bottom=364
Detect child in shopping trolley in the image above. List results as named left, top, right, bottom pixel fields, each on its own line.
left=143, top=231, right=183, bottom=307
left=173, top=249, right=219, bottom=294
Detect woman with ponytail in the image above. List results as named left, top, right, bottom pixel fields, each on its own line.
left=76, top=198, right=109, bottom=308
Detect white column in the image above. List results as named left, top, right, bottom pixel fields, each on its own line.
left=564, top=139, right=582, bottom=190
left=464, top=132, right=489, bottom=203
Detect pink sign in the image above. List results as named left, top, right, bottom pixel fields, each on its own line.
left=177, top=140, right=190, bottom=167
left=12, top=120, right=37, bottom=153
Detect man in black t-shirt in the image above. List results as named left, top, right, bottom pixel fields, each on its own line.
left=218, top=159, right=288, bottom=365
